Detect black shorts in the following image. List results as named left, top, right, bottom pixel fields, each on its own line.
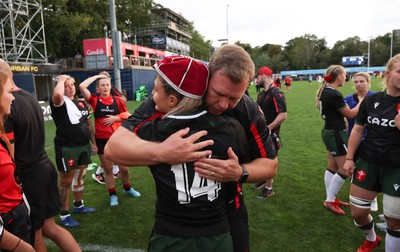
left=20, top=158, right=60, bottom=231
left=95, top=138, right=109, bottom=155
left=0, top=202, right=33, bottom=245
left=226, top=193, right=249, bottom=252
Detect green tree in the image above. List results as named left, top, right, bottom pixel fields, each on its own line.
left=40, top=0, right=152, bottom=58
left=188, top=24, right=212, bottom=61
left=330, top=36, right=366, bottom=65
left=283, top=34, right=326, bottom=70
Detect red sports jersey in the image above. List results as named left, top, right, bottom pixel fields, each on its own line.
left=0, top=141, right=22, bottom=213
left=88, top=94, right=128, bottom=139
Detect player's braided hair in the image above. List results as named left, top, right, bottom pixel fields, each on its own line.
left=316, top=65, right=345, bottom=109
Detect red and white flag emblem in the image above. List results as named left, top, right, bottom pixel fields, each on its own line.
left=68, top=159, right=75, bottom=167
left=355, top=169, right=366, bottom=182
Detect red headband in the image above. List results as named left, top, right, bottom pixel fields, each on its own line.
left=323, top=76, right=333, bottom=83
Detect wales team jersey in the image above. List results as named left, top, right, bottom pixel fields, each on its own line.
left=50, top=98, right=91, bottom=147
left=257, top=85, right=287, bottom=134
left=319, top=86, right=347, bottom=130
left=356, top=91, right=400, bottom=166
left=123, top=95, right=276, bottom=160
left=136, top=110, right=249, bottom=237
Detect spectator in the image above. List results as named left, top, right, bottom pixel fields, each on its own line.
left=74, top=52, right=83, bottom=68
left=47, top=53, right=55, bottom=64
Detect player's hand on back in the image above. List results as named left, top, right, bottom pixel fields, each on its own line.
left=159, top=127, right=214, bottom=165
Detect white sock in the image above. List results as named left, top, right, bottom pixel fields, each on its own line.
left=386, top=231, right=400, bottom=252
left=355, top=217, right=376, bottom=242
left=364, top=226, right=377, bottom=242
left=113, top=165, right=119, bottom=174
left=324, top=170, right=334, bottom=198
left=326, top=173, right=346, bottom=202
left=96, top=166, right=104, bottom=174
left=60, top=214, right=70, bottom=220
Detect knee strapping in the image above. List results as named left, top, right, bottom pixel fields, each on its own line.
left=349, top=195, right=373, bottom=209
left=72, top=168, right=87, bottom=192
left=383, top=194, right=400, bottom=219
left=387, top=228, right=400, bottom=238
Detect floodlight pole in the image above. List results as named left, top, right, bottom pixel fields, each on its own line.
left=367, top=36, right=371, bottom=73
left=226, top=4, right=229, bottom=44
left=390, top=30, right=393, bottom=58
left=110, top=0, right=121, bottom=91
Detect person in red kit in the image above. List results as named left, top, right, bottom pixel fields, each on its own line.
left=0, top=60, right=35, bottom=252
left=79, top=71, right=140, bottom=207
left=284, top=75, right=292, bottom=93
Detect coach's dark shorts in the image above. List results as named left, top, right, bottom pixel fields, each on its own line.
left=55, top=142, right=92, bottom=172
left=322, top=129, right=348, bottom=157
left=226, top=192, right=249, bottom=252
left=20, top=158, right=60, bottom=231
left=148, top=231, right=233, bottom=252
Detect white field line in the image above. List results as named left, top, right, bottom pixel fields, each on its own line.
left=45, top=239, right=146, bottom=252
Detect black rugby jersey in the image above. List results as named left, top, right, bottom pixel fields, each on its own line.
left=356, top=91, right=400, bottom=166
left=123, top=95, right=276, bottom=160
left=4, top=90, right=49, bottom=177
left=136, top=110, right=249, bottom=237
left=257, top=85, right=287, bottom=134
left=319, top=86, right=347, bottom=130
left=50, top=98, right=91, bottom=147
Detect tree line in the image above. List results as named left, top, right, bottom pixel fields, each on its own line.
left=35, top=1, right=398, bottom=72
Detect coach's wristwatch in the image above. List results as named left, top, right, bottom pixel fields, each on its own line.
left=239, top=164, right=249, bottom=183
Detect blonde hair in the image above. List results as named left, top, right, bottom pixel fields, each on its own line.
left=352, top=72, right=370, bottom=84
left=0, top=68, right=12, bottom=150
left=208, top=44, right=255, bottom=84
left=316, top=65, right=345, bottom=108
left=352, top=72, right=371, bottom=89
left=382, top=53, right=400, bottom=89
left=158, top=76, right=204, bottom=118
left=65, top=75, right=76, bottom=84
left=97, top=71, right=111, bottom=86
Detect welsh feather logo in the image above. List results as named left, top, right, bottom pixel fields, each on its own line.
left=394, top=184, right=400, bottom=191
left=355, top=170, right=367, bottom=182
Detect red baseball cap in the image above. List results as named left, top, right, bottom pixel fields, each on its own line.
left=153, top=56, right=209, bottom=99
left=258, top=66, right=273, bottom=76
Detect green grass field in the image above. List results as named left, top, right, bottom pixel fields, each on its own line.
left=44, top=79, right=386, bottom=252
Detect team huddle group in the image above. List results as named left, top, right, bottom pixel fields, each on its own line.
left=0, top=45, right=399, bottom=252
